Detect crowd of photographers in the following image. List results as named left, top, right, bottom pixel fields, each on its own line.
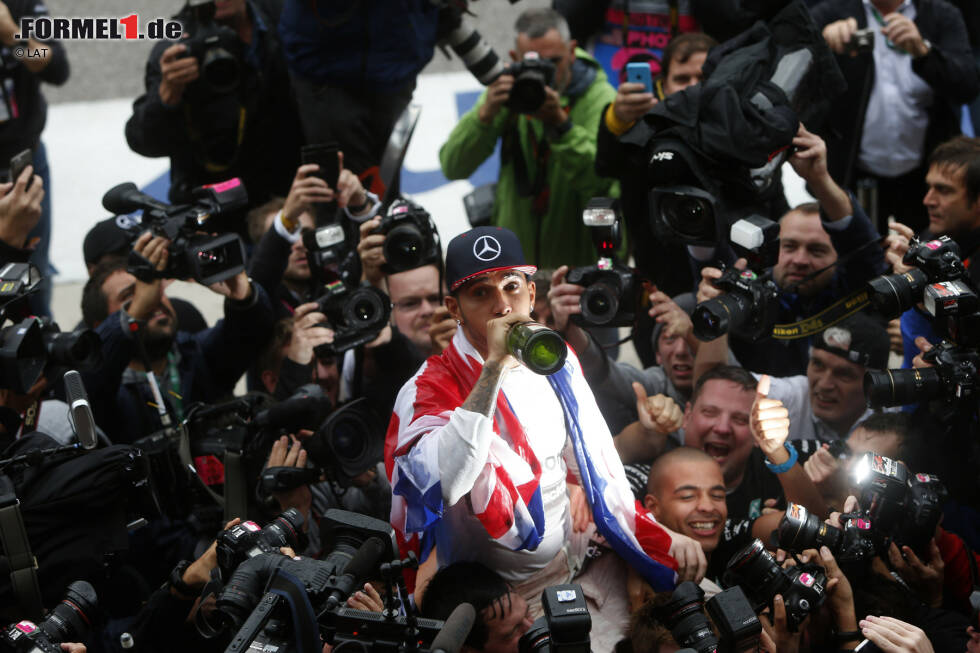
left=1, top=0, right=980, bottom=652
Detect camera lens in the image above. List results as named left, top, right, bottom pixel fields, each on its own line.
left=260, top=508, right=305, bottom=551
left=509, top=67, right=548, bottom=113
left=660, top=193, right=715, bottom=241
left=864, top=368, right=941, bottom=407
left=517, top=616, right=550, bottom=653
left=384, top=223, right=426, bottom=272
left=580, top=282, right=620, bottom=325
left=724, top=539, right=788, bottom=612
left=659, top=581, right=718, bottom=653
left=778, top=504, right=843, bottom=554
left=692, top=293, right=751, bottom=341
left=201, top=43, right=240, bottom=93
left=40, top=581, right=98, bottom=644
left=343, top=288, right=386, bottom=327
left=44, top=328, right=102, bottom=371
left=867, top=269, right=928, bottom=319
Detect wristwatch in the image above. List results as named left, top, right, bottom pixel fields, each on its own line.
left=167, top=560, right=196, bottom=598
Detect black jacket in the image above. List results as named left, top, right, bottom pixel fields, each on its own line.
left=125, top=1, right=301, bottom=207
left=809, top=0, right=980, bottom=187
left=0, top=0, right=69, bottom=160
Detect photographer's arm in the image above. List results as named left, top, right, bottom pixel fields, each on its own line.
left=788, top=125, right=851, bottom=223
left=0, top=166, right=43, bottom=253
left=125, top=42, right=191, bottom=158
left=440, top=86, right=509, bottom=181
left=909, top=5, right=979, bottom=104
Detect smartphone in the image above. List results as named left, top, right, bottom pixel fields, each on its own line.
left=9, top=148, right=32, bottom=189
left=625, top=62, right=653, bottom=93
left=301, top=143, right=340, bottom=190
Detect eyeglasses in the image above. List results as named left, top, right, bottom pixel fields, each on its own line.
left=392, top=294, right=442, bottom=312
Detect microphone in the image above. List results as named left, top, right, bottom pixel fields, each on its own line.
left=64, top=370, right=98, bottom=450
left=431, top=603, right=476, bottom=653
left=102, top=182, right=168, bottom=215
left=324, top=537, right=387, bottom=610
left=253, top=384, right=332, bottom=432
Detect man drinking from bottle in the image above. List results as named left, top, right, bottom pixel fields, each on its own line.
left=385, top=226, right=704, bottom=652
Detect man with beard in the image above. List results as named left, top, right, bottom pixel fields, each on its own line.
left=80, top=232, right=275, bottom=443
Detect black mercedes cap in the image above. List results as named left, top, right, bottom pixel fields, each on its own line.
left=445, top=226, right=536, bottom=292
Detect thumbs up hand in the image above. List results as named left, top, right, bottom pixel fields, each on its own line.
left=751, top=375, right=792, bottom=461
left=633, top=382, right=684, bottom=435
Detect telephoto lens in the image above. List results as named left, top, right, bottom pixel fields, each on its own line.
left=506, top=322, right=567, bottom=375
left=657, top=581, right=719, bottom=653
left=39, top=581, right=99, bottom=643
left=778, top=503, right=844, bottom=553
left=864, top=368, right=942, bottom=407
left=866, top=269, right=929, bottom=319
left=724, top=539, right=787, bottom=613
left=692, top=293, right=752, bottom=341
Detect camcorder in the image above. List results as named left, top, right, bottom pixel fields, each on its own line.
left=0, top=264, right=100, bottom=394
left=778, top=453, right=947, bottom=565
left=101, top=179, right=248, bottom=286
left=0, top=581, right=98, bottom=653
left=370, top=199, right=441, bottom=274
left=864, top=237, right=979, bottom=412
left=205, top=509, right=468, bottom=653
left=261, top=395, right=385, bottom=492
left=657, top=581, right=761, bottom=652
left=177, top=0, right=243, bottom=94
left=313, top=281, right=392, bottom=356
left=566, top=198, right=641, bottom=328
left=519, top=585, right=591, bottom=653
left=724, top=539, right=827, bottom=632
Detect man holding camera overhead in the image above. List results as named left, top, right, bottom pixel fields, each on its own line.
left=125, top=0, right=301, bottom=209
left=439, top=8, right=618, bottom=269
left=811, top=0, right=979, bottom=232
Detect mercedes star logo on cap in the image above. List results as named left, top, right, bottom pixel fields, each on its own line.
left=473, top=235, right=502, bottom=262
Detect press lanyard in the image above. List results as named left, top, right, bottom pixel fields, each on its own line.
left=165, top=351, right=184, bottom=421
left=868, top=5, right=904, bottom=53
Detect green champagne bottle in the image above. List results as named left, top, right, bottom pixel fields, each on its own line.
left=506, top=321, right=567, bottom=375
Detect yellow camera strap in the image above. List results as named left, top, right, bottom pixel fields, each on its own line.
left=770, top=287, right=873, bottom=340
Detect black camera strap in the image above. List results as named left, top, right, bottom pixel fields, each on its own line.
left=0, top=473, right=43, bottom=620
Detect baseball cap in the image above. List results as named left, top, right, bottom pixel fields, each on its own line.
left=445, top=226, right=536, bottom=292
left=83, top=213, right=142, bottom=266
left=812, top=312, right=889, bottom=370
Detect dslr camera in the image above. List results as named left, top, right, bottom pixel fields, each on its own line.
left=370, top=199, right=441, bottom=274
left=566, top=198, right=640, bottom=328
left=504, top=52, right=556, bottom=114
left=657, top=581, right=761, bottom=653
left=102, top=178, right=248, bottom=286
left=313, top=281, right=392, bottom=356
left=867, top=236, right=971, bottom=319
left=519, top=585, right=591, bottom=653
left=215, top=509, right=307, bottom=581
left=177, top=0, right=242, bottom=94
left=1, top=581, right=97, bottom=653
left=779, top=453, right=948, bottom=562
left=725, top=539, right=827, bottom=631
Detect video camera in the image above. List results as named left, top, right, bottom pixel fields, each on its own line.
left=208, top=509, right=468, bottom=653
left=519, top=585, right=591, bottom=653
left=101, top=179, right=248, bottom=286
left=261, top=395, right=385, bottom=492
left=724, top=539, right=827, bottom=632
left=178, top=0, right=242, bottom=94
left=864, top=237, right=979, bottom=411
left=371, top=199, right=441, bottom=274
left=778, top=453, right=947, bottom=564
left=0, top=264, right=100, bottom=393
left=0, top=581, right=98, bottom=653
left=566, top=198, right=640, bottom=328
left=657, top=581, right=761, bottom=652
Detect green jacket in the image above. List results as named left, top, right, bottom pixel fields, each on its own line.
left=440, top=49, right=620, bottom=269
